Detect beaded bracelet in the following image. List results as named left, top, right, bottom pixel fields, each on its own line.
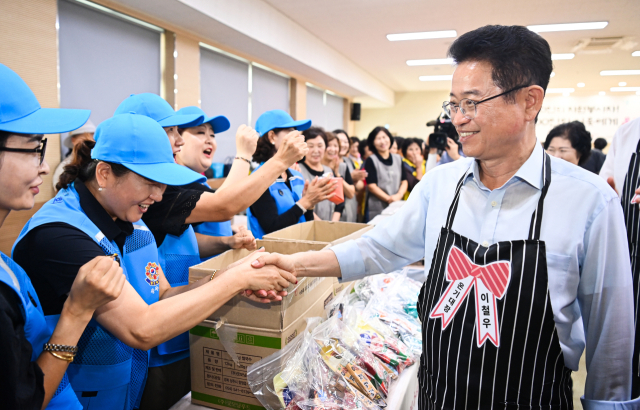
left=235, top=156, right=251, bottom=165
left=209, top=269, right=218, bottom=282
left=44, top=343, right=78, bottom=354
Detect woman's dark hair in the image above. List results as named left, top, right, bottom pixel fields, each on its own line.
left=333, top=129, right=349, bottom=138
left=302, top=127, right=328, bottom=145
left=0, top=130, right=11, bottom=149
left=401, top=138, right=424, bottom=157
left=593, top=137, right=608, bottom=151
left=543, top=121, right=592, bottom=165
left=57, top=139, right=130, bottom=191
left=393, top=136, right=404, bottom=150
left=367, top=126, right=393, bottom=155
left=448, top=25, right=552, bottom=109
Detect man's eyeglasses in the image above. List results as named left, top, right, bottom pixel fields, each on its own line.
left=0, top=138, right=47, bottom=166
left=443, top=85, right=530, bottom=120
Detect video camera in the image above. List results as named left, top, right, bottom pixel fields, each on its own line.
left=426, top=113, right=458, bottom=150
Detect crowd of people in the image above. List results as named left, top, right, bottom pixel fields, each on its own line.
left=1, top=22, right=639, bottom=410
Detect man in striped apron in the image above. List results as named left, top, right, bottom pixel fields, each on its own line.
left=251, top=24, right=639, bottom=409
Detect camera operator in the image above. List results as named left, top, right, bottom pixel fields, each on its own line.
left=427, top=114, right=465, bottom=166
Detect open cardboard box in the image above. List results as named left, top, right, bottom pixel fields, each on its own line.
left=190, top=284, right=333, bottom=410
left=261, top=221, right=370, bottom=245
left=189, top=239, right=334, bottom=330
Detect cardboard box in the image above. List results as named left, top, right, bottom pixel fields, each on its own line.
left=189, top=239, right=334, bottom=329
left=262, top=221, right=369, bottom=245
left=189, top=285, right=334, bottom=410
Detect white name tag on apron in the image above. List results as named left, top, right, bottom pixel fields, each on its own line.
left=430, top=246, right=511, bottom=347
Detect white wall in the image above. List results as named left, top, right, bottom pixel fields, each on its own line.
left=356, top=91, right=640, bottom=142
left=355, top=91, right=449, bottom=140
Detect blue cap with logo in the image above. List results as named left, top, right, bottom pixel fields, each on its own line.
left=255, top=109, right=311, bottom=137
left=176, top=106, right=230, bottom=133
left=92, top=114, right=206, bottom=185
left=114, top=93, right=204, bottom=128
left=0, top=63, right=90, bottom=134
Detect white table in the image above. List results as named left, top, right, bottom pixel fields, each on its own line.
left=169, top=364, right=419, bottom=410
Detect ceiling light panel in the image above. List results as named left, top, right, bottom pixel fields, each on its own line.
left=387, top=30, right=457, bottom=41
left=601, top=70, right=640, bottom=76
left=633, top=51, right=640, bottom=57
left=551, top=53, right=575, bottom=60
left=610, top=87, right=640, bottom=92
left=419, top=75, right=453, bottom=81
left=406, top=58, right=454, bottom=66
left=527, top=21, right=608, bottom=33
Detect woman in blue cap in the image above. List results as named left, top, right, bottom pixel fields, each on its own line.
left=248, top=110, right=337, bottom=239
left=175, top=106, right=257, bottom=259
left=13, top=113, right=297, bottom=410
left=0, top=63, right=125, bottom=409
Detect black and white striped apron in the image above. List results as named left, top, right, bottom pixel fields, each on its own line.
left=417, top=153, right=573, bottom=410
left=620, top=138, right=640, bottom=397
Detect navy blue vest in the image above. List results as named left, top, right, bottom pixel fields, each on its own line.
left=14, top=184, right=160, bottom=410
left=247, top=165, right=306, bottom=239
left=0, top=253, right=82, bottom=409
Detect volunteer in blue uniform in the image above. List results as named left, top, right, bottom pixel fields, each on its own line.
left=0, top=63, right=125, bottom=409
left=247, top=110, right=336, bottom=239
left=112, top=97, right=263, bottom=408
left=13, top=114, right=297, bottom=410
left=175, top=105, right=257, bottom=260
left=251, top=25, right=640, bottom=409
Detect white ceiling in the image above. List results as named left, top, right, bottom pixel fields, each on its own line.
left=262, top=0, right=640, bottom=94
left=106, top=0, right=640, bottom=103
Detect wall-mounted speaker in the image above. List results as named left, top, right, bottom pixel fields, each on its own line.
left=350, top=102, right=361, bottom=121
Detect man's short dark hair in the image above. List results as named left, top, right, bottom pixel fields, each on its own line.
left=448, top=25, right=553, bottom=103
left=593, top=137, right=608, bottom=151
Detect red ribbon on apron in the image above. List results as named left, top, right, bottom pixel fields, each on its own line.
left=430, top=246, right=511, bottom=347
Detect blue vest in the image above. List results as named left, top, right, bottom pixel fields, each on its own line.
left=0, top=253, right=82, bottom=410
left=192, top=181, right=233, bottom=262
left=13, top=183, right=160, bottom=410
left=151, top=225, right=200, bottom=366
left=247, top=165, right=306, bottom=240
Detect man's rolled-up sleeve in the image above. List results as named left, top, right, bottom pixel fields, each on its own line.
left=331, top=178, right=430, bottom=282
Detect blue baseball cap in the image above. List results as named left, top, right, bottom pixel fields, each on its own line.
left=114, top=93, right=204, bottom=128
left=176, top=106, right=231, bottom=133
left=0, top=63, right=90, bottom=134
left=255, top=109, right=311, bottom=137
left=92, top=114, right=206, bottom=185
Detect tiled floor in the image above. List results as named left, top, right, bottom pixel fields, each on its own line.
left=572, top=353, right=587, bottom=410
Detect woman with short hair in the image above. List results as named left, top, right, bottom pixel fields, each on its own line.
left=544, top=121, right=595, bottom=171
left=363, top=126, right=408, bottom=221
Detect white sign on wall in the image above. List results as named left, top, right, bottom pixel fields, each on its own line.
left=536, top=94, right=640, bottom=142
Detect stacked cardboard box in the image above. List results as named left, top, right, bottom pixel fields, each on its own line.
left=189, top=223, right=373, bottom=410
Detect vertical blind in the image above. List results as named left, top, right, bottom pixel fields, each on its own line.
left=58, top=0, right=161, bottom=156
left=251, top=66, right=289, bottom=129
left=200, top=48, right=291, bottom=162
left=200, top=48, right=249, bottom=162
left=305, top=85, right=344, bottom=131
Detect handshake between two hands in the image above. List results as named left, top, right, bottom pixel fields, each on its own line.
left=226, top=248, right=300, bottom=304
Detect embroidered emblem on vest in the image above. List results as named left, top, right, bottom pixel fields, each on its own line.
left=430, top=246, right=511, bottom=347
left=145, top=262, right=160, bottom=286
left=53, top=197, right=63, bottom=204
